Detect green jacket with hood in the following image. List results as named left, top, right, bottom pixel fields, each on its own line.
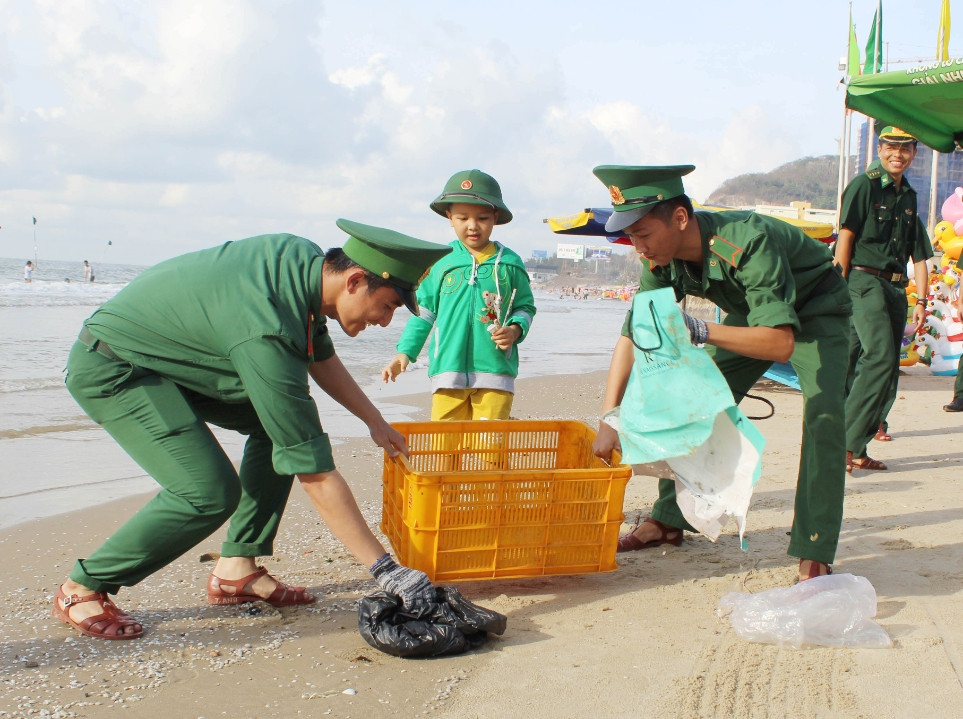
left=396, top=240, right=536, bottom=392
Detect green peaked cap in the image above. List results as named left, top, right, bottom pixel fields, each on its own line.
left=337, top=218, right=452, bottom=315
left=877, top=126, right=917, bottom=145
left=429, top=169, right=513, bottom=224
left=592, top=164, right=696, bottom=232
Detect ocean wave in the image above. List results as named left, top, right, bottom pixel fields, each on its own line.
left=0, top=280, right=128, bottom=307
left=0, top=376, right=66, bottom=394
left=0, top=420, right=95, bottom=439
left=0, top=472, right=149, bottom=500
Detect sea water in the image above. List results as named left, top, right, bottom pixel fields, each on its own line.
left=0, top=256, right=629, bottom=528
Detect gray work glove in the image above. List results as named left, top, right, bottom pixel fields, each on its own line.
left=681, top=311, right=709, bottom=345
left=369, top=554, right=435, bottom=608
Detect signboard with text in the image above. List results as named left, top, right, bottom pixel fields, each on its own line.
left=556, top=243, right=585, bottom=260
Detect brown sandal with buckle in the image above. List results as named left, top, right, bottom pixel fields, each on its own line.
left=850, top=454, right=887, bottom=471
left=798, top=559, right=833, bottom=582
left=206, top=567, right=316, bottom=607
left=52, top=585, right=144, bottom=639
left=616, top=517, right=684, bottom=553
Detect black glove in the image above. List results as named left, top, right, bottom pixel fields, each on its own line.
left=681, top=311, right=709, bottom=345
left=369, top=554, right=434, bottom=608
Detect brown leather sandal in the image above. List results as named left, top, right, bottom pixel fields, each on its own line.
left=874, top=424, right=893, bottom=442
left=616, top=517, right=684, bottom=553
left=850, top=454, right=887, bottom=471
left=206, top=567, right=316, bottom=607
left=52, top=585, right=144, bottom=639
left=798, top=559, right=833, bottom=582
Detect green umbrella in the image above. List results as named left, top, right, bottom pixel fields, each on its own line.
left=845, top=57, right=963, bottom=152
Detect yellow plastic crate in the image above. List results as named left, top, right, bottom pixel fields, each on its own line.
left=381, top=420, right=632, bottom=582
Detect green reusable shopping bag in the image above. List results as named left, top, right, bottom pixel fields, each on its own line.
left=604, top=287, right=766, bottom=547
left=603, top=287, right=735, bottom=463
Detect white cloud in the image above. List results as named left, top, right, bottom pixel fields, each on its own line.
left=1, top=0, right=886, bottom=264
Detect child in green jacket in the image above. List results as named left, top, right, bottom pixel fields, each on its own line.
left=382, top=169, right=536, bottom=420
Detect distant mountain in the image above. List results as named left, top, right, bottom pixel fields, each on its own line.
left=706, top=155, right=856, bottom=209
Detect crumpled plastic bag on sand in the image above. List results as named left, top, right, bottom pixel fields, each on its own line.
left=717, top=573, right=892, bottom=648
left=358, top=586, right=507, bottom=658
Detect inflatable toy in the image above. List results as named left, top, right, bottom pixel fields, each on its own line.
left=941, top=187, right=963, bottom=237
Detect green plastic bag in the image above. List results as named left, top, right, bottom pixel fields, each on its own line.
left=603, top=287, right=766, bottom=547
left=604, top=287, right=734, bottom=462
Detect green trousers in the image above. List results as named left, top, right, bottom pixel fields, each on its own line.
left=651, top=302, right=850, bottom=565
left=64, top=339, right=295, bottom=594
left=844, top=270, right=908, bottom=457
left=954, top=359, right=963, bottom=398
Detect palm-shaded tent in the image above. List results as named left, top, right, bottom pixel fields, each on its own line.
left=845, top=57, right=963, bottom=153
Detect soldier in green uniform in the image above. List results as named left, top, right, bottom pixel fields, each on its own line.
left=835, top=126, right=931, bottom=471
left=590, top=165, right=852, bottom=583
left=53, top=221, right=452, bottom=640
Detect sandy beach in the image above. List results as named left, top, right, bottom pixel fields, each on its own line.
left=3, top=367, right=963, bottom=718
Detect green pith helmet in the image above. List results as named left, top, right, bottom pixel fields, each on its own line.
left=429, top=169, right=513, bottom=224
left=336, top=218, right=452, bottom=315
left=592, top=164, right=696, bottom=232
left=877, top=126, right=917, bottom=145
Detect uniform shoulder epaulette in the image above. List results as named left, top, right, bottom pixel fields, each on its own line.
left=709, top=235, right=743, bottom=268
left=865, top=167, right=882, bottom=180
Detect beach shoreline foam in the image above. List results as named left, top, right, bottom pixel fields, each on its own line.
left=3, top=368, right=963, bottom=717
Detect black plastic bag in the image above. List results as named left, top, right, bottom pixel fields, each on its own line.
left=358, top=586, right=507, bottom=658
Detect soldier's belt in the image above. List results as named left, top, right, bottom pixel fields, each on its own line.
left=78, top=326, right=122, bottom=361
left=852, top=265, right=903, bottom=283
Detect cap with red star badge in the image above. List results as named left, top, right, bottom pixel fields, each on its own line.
left=336, top=218, right=452, bottom=315
left=592, top=164, right=696, bottom=232
left=429, top=169, right=513, bottom=224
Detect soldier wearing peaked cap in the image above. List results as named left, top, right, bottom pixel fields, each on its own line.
left=591, top=164, right=853, bottom=584
left=835, top=126, right=932, bottom=468
left=53, top=223, right=451, bottom=639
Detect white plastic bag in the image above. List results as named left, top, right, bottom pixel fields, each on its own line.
left=670, top=406, right=765, bottom=547
left=717, top=573, right=892, bottom=648
left=606, top=289, right=766, bottom=547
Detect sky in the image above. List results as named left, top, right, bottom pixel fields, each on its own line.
left=0, top=0, right=959, bottom=266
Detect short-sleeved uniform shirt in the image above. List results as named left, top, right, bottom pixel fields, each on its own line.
left=838, top=159, right=934, bottom=276
left=84, top=234, right=336, bottom=476
left=625, top=210, right=847, bottom=337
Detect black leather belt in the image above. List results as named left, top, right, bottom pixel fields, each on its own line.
left=852, top=265, right=904, bottom=283
left=79, top=326, right=121, bottom=361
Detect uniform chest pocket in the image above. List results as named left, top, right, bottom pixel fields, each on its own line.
left=874, top=205, right=895, bottom=239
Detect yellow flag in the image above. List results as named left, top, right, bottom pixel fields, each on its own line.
left=938, top=0, right=951, bottom=61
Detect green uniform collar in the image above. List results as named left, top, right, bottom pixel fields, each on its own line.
left=865, top=159, right=914, bottom=192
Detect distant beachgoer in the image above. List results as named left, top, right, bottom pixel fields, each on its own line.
left=24, top=261, right=33, bottom=283
left=84, top=260, right=92, bottom=282
left=381, top=169, right=536, bottom=422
